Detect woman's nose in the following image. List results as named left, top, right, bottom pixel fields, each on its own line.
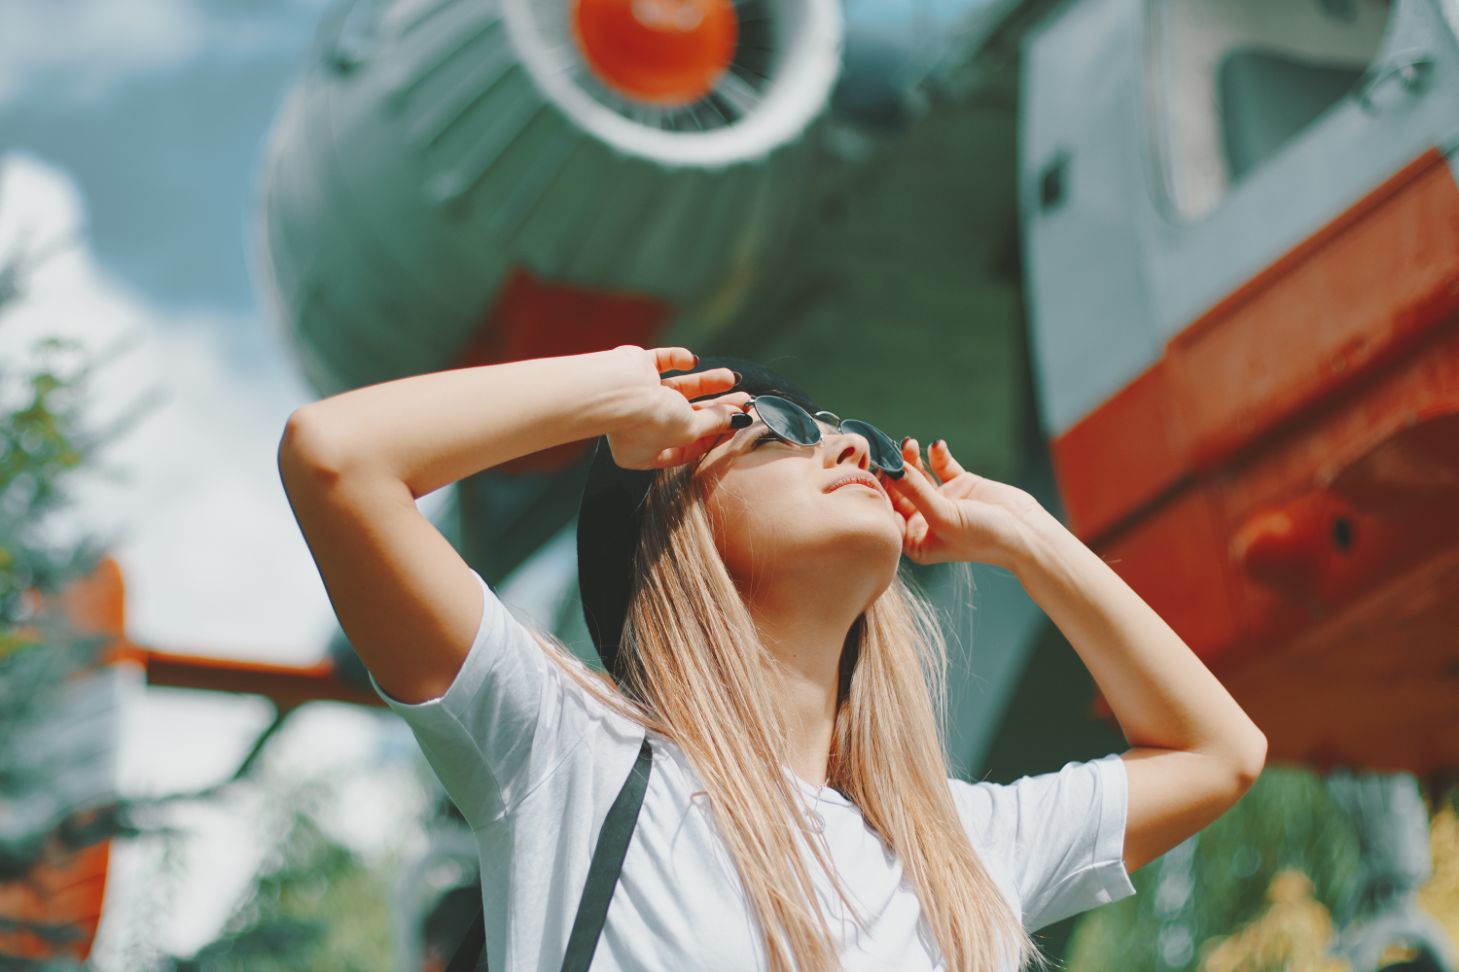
left=826, top=430, right=871, bottom=470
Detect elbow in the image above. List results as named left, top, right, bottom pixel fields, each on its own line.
left=278, top=407, right=351, bottom=491
left=1233, top=733, right=1268, bottom=790
left=1195, top=730, right=1267, bottom=793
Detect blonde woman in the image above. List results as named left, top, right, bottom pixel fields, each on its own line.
left=277, top=345, right=1268, bottom=971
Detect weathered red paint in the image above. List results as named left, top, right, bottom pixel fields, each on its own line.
left=0, top=558, right=400, bottom=961
left=1056, top=149, right=1459, bottom=776
left=0, top=559, right=125, bottom=961
left=451, top=266, right=674, bottom=473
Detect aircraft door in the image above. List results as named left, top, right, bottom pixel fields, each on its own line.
left=1141, top=0, right=1459, bottom=338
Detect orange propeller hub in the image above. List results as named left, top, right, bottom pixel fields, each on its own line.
left=571, top=0, right=739, bottom=106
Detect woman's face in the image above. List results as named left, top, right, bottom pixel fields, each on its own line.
left=695, top=411, right=905, bottom=595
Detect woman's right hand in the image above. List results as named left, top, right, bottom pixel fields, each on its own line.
left=600, top=345, right=752, bottom=470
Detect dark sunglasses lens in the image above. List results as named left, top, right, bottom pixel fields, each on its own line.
left=841, top=419, right=905, bottom=476
left=756, top=395, right=821, bottom=444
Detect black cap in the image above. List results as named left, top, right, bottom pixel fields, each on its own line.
left=575, top=355, right=822, bottom=682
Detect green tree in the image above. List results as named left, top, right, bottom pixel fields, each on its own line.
left=0, top=247, right=154, bottom=966
left=170, top=770, right=396, bottom=972
left=0, top=240, right=394, bottom=972
left=1065, top=764, right=1459, bottom=971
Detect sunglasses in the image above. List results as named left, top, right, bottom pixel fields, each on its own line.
left=740, top=394, right=906, bottom=480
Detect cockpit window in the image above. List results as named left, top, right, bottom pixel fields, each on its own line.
left=1146, top=0, right=1391, bottom=220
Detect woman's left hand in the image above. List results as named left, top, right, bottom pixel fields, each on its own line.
left=878, top=437, right=1049, bottom=568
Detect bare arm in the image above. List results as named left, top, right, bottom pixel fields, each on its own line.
left=284, top=350, right=652, bottom=501
left=1009, top=511, right=1269, bottom=872
left=276, top=347, right=743, bottom=704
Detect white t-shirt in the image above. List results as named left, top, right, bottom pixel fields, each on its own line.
left=369, top=569, right=1137, bottom=971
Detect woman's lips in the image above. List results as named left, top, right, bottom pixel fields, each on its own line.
left=825, top=475, right=887, bottom=498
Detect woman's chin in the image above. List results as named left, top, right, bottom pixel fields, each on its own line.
left=843, top=520, right=907, bottom=565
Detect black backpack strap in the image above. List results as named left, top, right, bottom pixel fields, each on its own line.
left=561, top=734, right=654, bottom=971
left=444, top=907, right=486, bottom=972
left=445, top=734, right=655, bottom=972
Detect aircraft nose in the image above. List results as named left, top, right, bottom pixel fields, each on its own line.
left=572, top=0, right=739, bottom=105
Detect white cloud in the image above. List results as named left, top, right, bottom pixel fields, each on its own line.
left=0, top=150, right=426, bottom=964
left=0, top=0, right=328, bottom=107
left=0, top=0, right=203, bottom=106
left=0, top=149, right=335, bottom=660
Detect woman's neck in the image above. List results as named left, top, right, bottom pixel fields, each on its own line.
left=749, top=598, right=859, bottom=787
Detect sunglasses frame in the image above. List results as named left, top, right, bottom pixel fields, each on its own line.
left=745, top=394, right=906, bottom=480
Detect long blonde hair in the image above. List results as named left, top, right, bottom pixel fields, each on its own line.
left=527, top=458, right=1051, bottom=972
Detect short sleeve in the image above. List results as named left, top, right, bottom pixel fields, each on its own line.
left=951, top=752, right=1136, bottom=932
left=366, top=568, right=623, bottom=829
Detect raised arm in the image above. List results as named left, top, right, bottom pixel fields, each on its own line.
left=882, top=441, right=1268, bottom=878
left=275, top=346, right=744, bottom=705
left=1008, top=510, right=1269, bottom=873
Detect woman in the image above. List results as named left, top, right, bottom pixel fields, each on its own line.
left=277, top=345, right=1268, bottom=971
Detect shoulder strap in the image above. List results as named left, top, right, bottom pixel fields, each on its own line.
left=561, top=734, right=654, bottom=971
left=445, top=906, right=485, bottom=972
left=444, top=735, right=655, bottom=972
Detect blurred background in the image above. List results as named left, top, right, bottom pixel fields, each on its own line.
left=2, top=0, right=1458, bottom=968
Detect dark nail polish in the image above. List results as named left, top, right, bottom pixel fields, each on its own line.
left=934, top=439, right=946, bottom=449
left=732, top=371, right=743, bottom=384
left=900, top=436, right=911, bottom=447
left=730, top=412, right=752, bottom=428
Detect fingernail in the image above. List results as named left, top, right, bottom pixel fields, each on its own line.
left=900, top=436, right=911, bottom=447
left=732, top=370, right=742, bottom=384
left=730, top=412, right=752, bottom=428
left=692, top=353, right=700, bottom=365
left=934, top=439, right=945, bottom=450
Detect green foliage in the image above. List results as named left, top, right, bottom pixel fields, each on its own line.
left=0, top=208, right=411, bottom=972
left=0, top=267, right=132, bottom=967
left=0, top=332, right=105, bottom=646
left=1065, top=763, right=1369, bottom=971
left=0, top=243, right=399, bottom=971
left=0, top=282, right=157, bottom=652
left=172, top=776, right=395, bottom=972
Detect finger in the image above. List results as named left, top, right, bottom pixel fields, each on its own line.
left=692, top=400, right=750, bottom=441
left=653, top=402, right=748, bottom=468
left=662, top=367, right=739, bottom=400
left=900, top=512, right=931, bottom=563
left=652, top=445, right=683, bottom=468
left=905, top=512, right=929, bottom=547
left=691, top=392, right=753, bottom=426
left=878, top=470, right=919, bottom=521
left=653, top=444, right=713, bottom=469
left=901, top=437, right=939, bottom=487
left=883, top=460, right=954, bottom=528
left=888, top=489, right=918, bottom=522
left=928, top=439, right=966, bottom=480
left=654, top=440, right=712, bottom=468
left=649, top=346, right=699, bottom=374
left=692, top=391, right=753, bottom=411
left=901, top=437, right=924, bottom=470
left=904, top=513, right=927, bottom=545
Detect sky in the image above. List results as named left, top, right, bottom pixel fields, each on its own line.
left=0, top=149, right=421, bottom=965
left=0, top=0, right=527, bottom=963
